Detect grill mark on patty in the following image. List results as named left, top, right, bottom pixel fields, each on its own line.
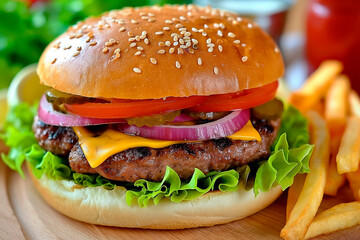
left=33, top=116, right=281, bottom=182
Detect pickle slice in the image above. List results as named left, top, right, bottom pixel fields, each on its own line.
left=184, top=111, right=230, bottom=120
left=126, top=110, right=181, bottom=127
left=251, top=98, right=284, bottom=120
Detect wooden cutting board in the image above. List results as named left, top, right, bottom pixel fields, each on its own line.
left=0, top=161, right=359, bottom=240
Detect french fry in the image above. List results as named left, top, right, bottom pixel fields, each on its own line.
left=286, top=173, right=306, bottom=221
left=304, top=202, right=360, bottom=239
left=324, top=75, right=350, bottom=137
left=336, top=116, right=360, bottom=174
left=349, top=90, right=360, bottom=117
left=346, top=169, right=360, bottom=201
left=288, top=60, right=343, bottom=112
left=280, top=111, right=330, bottom=240
left=324, top=154, right=346, bottom=196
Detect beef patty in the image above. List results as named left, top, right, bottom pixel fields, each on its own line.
left=33, top=117, right=280, bottom=182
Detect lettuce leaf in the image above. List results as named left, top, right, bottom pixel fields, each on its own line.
left=1, top=103, right=313, bottom=207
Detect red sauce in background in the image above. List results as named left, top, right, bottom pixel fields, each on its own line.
left=306, top=0, right=360, bottom=91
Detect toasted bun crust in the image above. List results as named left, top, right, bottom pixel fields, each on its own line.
left=29, top=166, right=282, bottom=229
left=37, top=5, right=284, bottom=99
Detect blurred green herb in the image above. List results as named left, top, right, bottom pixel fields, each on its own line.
left=0, top=0, right=191, bottom=89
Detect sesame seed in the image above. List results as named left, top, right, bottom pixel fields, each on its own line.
left=104, top=24, right=110, bottom=28
left=242, top=56, right=248, bottom=62
left=208, top=47, right=214, bottom=53
left=51, top=58, right=57, bottom=64
left=119, top=27, right=126, bottom=32
left=275, top=47, right=279, bottom=53
left=73, top=51, right=80, bottom=57
left=137, top=46, right=143, bottom=51
left=105, top=42, right=112, bottom=47
left=163, top=27, right=170, bottom=31
left=148, top=13, right=155, bottom=17
left=77, top=46, right=82, bottom=51
left=150, top=57, right=157, bottom=64
left=186, top=42, right=191, bottom=47
left=158, top=42, right=165, bottom=47
left=129, top=38, right=136, bottom=42
left=184, top=32, right=191, bottom=37
left=178, top=48, right=184, bottom=54
left=204, top=24, right=209, bottom=29
left=241, top=43, right=247, bottom=47
left=175, top=23, right=183, bottom=28
left=202, top=32, right=207, bottom=36
left=64, top=46, right=72, bottom=50
left=127, top=32, right=134, bottom=37
left=233, top=40, right=241, bottom=44
left=228, top=32, right=235, bottom=38
left=197, top=58, right=202, bottom=65
left=173, top=42, right=179, bottom=46
left=179, top=16, right=186, bottom=20
left=248, top=23, right=253, bottom=28
left=155, top=31, right=164, bottom=35
left=232, top=20, right=239, bottom=25
left=237, top=17, right=243, bottom=22
left=173, top=36, right=179, bottom=42
left=165, top=41, right=171, bottom=47
left=169, top=48, right=175, bottom=53
left=142, top=31, right=147, bottom=37
left=219, top=23, right=225, bottom=29
left=179, top=28, right=187, bottom=32
left=206, top=38, right=212, bottom=44
left=214, top=67, right=219, bottom=75
left=130, top=42, right=137, bottom=48
left=85, top=37, right=91, bottom=43
left=188, top=48, right=194, bottom=54
left=175, top=61, right=181, bottom=69
left=192, top=39, right=198, bottom=44
left=201, top=16, right=209, bottom=20
left=218, top=45, right=223, bottom=52
left=114, top=48, right=121, bottom=54
left=192, top=27, right=198, bottom=32
left=157, top=49, right=165, bottom=54
left=207, top=43, right=215, bottom=48
left=134, top=51, right=142, bottom=56
left=102, top=47, right=109, bottom=53
left=87, top=32, right=93, bottom=37
left=114, top=53, right=120, bottom=59
left=133, top=68, right=141, bottom=73
left=144, top=38, right=149, bottom=44
left=165, top=19, right=173, bottom=24
left=141, top=16, right=149, bottom=20
left=131, top=19, right=139, bottom=24
left=180, top=45, right=187, bottom=49
left=217, top=30, right=223, bottom=37
left=148, top=18, right=156, bottom=22
left=89, top=41, right=97, bottom=46
left=179, top=39, right=185, bottom=45
left=135, top=35, right=141, bottom=41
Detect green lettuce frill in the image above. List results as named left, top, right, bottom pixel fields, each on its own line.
left=1, top=102, right=313, bottom=207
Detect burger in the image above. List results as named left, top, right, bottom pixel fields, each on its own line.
left=1, top=5, right=313, bottom=229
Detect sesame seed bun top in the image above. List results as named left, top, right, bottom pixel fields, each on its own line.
left=37, top=5, right=284, bottom=99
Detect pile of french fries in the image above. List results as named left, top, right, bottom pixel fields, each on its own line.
left=281, top=60, right=360, bottom=239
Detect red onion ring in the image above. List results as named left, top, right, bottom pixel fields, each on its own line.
left=38, top=95, right=125, bottom=126
left=117, top=110, right=250, bottom=141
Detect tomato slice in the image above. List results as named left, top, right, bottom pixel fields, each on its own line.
left=64, top=81, right=278, bottom=119
left=187, top=81, right=278, bottom=112
left=64, top=96, right=208, bottom=119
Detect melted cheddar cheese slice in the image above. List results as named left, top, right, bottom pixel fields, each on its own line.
left=73, top=121, right=261, bottom=168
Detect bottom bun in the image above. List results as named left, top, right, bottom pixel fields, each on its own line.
left=29, top=166, right=282, bottom=229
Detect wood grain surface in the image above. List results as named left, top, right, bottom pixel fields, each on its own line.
left=0, top=160, right=358, bottom=240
